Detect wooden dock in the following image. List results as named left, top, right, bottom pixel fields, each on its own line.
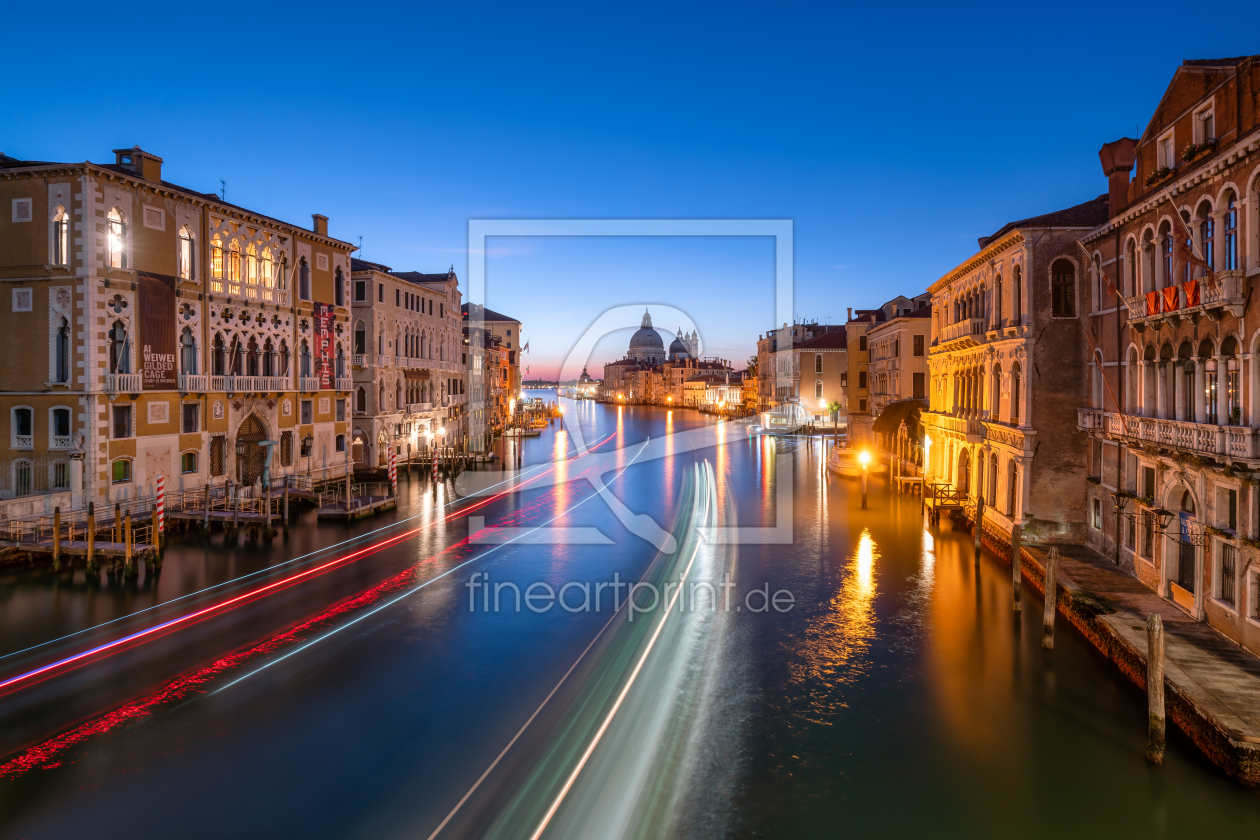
left=317, top=494, right=396, bottom=521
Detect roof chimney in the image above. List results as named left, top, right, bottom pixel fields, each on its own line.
left=846, top=307, right=852, bottom=321
left=312, top=214, right=329, bottom=237
left=1098, top=138, right=1137, bottom=217
left=113, top=146, right=162, bottom=183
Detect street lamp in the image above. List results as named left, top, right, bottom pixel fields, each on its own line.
left=859, top=449, right=871, bottom=509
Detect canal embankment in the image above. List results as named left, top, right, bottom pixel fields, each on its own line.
left=959, top=510, right=1260, bottom=784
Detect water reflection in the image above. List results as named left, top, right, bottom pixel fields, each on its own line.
left=786, top=528, right=879, bottom=725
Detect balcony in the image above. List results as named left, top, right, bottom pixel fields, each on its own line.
left=352, top=354, right=366, bottom=368
left=50, top=435, right=73, bottom=450
left=12, top=436, right=33, bottom=450
left=299, top=377, right=322, bottom=391
left=925, top=410, right=985, bottom=442
left=105, top=373, right=143, bottom=393
left=1078, top=407, right=1260, bottom=463
left=407, top=402, right=434, bottom=414
left=935, top=317, right=987, bottom=350
left=179, top=374, right=209, bottom=392
left=1123, top=270, right=1245, bottom=328
left=335, top=377, right=353, bottom=391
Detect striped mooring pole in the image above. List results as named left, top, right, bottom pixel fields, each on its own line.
left=389, top=450, right=397, bottom=497
left=155, top=474, right=165, bottom=540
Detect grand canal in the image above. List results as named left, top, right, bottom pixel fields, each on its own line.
left=2, top=393, right=1259, bottom=838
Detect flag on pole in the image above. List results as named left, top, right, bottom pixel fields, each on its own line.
left=522, top=341, right=530, bottom=353
left=1082, top=326, right=1130, bottom=436
left=1077, top=240, right=1120, bottom=301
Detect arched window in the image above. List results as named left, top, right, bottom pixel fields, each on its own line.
left=1160, top=223, right=1173, bottom=286
left=245, top=243, right=258, bottom=291
left=212, top=333, right=226, bottom=376
left=108, top=320, right=129, bottom=373
left=335, top=267, right=344, bottom=307
left=106, top=209, right=126, bottom=269
left=179, top=226, right=195, bottom=280
left=379, top=381, right=385, bottom=410
left=1224, top=192, right=1238, bottom=271
left=300, top=340, right=312, bottom=377
left=1010, top=362, right=1021, bottom=424
left=994, top=275, right=1003, bottom=328
left=1125, top=238, right=1137, bottom=296
left=336, top=344, right=346, bottom=378
left=1198, top=202, right=1215, bottom=274
left=51, top=407, right=71, bottom=448
left=988, top=452, right=998, bottom=506
left=53, top=207, right=69, bottom=266
left=12, top=407, right=33, bottom=449
left=992, top=364, right=1001, bottom=421
left=228, top=242, right=242, bottom=295
left=263, top=339, right=275, bottom=377
left=180, top=327, right=197, bottom=375
left=378, top=330, right=384, bottom=356
left=246, top=336, right=259, bottom=376
left=1051, top=259, right=1075, bottom=317
left=210, top=237, right=225, bottom=292
left=356, top=386, right=366, bottom=413
left=354, top=321, right=366, bottom=355
left=299, top=258, right=311, bottom=301
left=1012, top=265, right=1022, bottom=325
left=54, top=317, right=70, bottom=383
left=1092, top=350, right=1105, bottom=408
left=279, top=340, right=290, bottom=376
left=1007, top=459, right=1018, bottom=516
left=260, top=249, right=275, bottom=301
left=229, top=335, right=243, bottom=375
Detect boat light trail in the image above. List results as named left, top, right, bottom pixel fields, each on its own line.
left=0, top=431, right=616, bottom=665
left=0, top=433, right=618, bottom=697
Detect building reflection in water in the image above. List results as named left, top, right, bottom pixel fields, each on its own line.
left=787, top=528, right=879, bottom=725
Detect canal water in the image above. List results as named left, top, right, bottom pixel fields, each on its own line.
left=1, top=393, right=1258, bottom=838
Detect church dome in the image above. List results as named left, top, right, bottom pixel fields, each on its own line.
left=627, top=309, right=664, bottom=362
left=669, top=335, right=690, bottom=359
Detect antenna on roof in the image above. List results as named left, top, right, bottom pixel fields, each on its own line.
left=220, top=180, right=225, bottom=201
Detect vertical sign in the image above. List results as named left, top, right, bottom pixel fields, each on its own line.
left=138, top=272, right=177, bottom=390
left=313, top=302, right=335, bottom=389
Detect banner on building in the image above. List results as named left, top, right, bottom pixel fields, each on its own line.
left=313, top=302, right=335, bottom=389
left=1145, top=291, right=1161, bottom=316
left=1162, top=285, right=1180, bottom=312
left=1184, top=279, right=1200, bottom=308
left=138, top=271, right=178, bottom=390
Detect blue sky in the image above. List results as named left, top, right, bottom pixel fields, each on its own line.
left=5, top=1, right=1258, bottom=376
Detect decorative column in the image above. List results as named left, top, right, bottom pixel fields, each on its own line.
left=1217, top=357, right=1230, bottom=426
left=1137, top=360, right=1147, bottom=416
left=1155, top=362, right=1167, bottom=420
left=1169, top=362, right=1179, bottom=420
left=1194, top=362, right=1207, bottom=424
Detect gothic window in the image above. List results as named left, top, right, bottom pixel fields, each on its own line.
left=106, top=209, right=126, bottom=269
left=179, top=226, right=195, bottom=280
left=53, top=207, right=69, bottom=266
left=108, top=320, right=129, bottom=373
left=1199, top=201, right=1215, bottom=273
left=246, top=336, right=259, bottom=376
left=299, top=258, right=311, bottom=301
left=210, top=237, right=225, bottom=292
left=180, top=327, right=197, bottom=375
left=228, top=242, right=242, bottom=295
left=55, top=317, right=70, bottom=383
left=263, top=339, right=275, bottom=377
left=335, top=267, right=345, bottom=307
left=1224, top=192, right=1238, bottom=271
left=355, top=321, right=366, bottom=354
left=279, top=339, right=290, bottom=376
left=1010, top=362, right=1021, bottom=423
left=1012, top=265, right=1022, bottom=324
left=300, top=340, right=312, bottom=377
left=212, top=333, right=226, bottom=376
left=357, top=386, right=366, bottom=413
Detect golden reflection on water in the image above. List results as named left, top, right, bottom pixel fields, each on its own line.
left=787, top=529, right=879, bottom=724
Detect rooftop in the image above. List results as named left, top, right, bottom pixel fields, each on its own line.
left=979, top=194, right=1110, bottom=249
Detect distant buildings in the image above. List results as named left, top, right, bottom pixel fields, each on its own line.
left=349, top=259, right=464, bottom=468
left=601, top=311, right=739, bottom=412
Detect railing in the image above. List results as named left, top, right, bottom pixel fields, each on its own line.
left=0, top=454, right=72, bottom=500
left=11, top=436, right=32, bottom=450
left=50, top=435, right=73, bottom=450
left=937, top=317, right=986, bottom=346
left=407, top=402, right=433, bottom=414
left=1124, top=271, right=1245, bottom=321
left=299, top=377, right=321, bottom=391
left=335, top=377, right=353, bottom=391
left=352, top=354, right=366, bottom=367
left=926, top=411, right=985, bottom=440
left=226, top=376, right=290, bottom=392
left=179, top=374, right=209, bottom=392
left=1078, top=407, right=1260, bottom=461
left=105, top=373, right=143, bottom=393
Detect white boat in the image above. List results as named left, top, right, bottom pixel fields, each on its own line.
left=759, top=403, right=812, bottom=435
left=827, top=444, right=887, bottom=477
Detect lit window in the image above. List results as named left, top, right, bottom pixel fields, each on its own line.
left=106, top=209, right=126, bottom=269
left=210, top=237, right=225, bottom=292
left=178, top=227, right=195, bottom=280
left=53, top=207, right=69, bottom=266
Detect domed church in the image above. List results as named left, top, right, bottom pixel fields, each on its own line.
left=669, top=327, right=699, bottom=362
left=628, top=309, right=666, bottom=364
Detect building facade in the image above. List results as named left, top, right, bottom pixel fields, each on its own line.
left=769, top=330, right=849, bottom=422
left=349, top=259, right=464, bottom=468
left=866, top=303, right=932, bottom=417
left=1078, top=55, right=1260, bottom=647
left=0, top=146, right=355, bottom=511
left=463, top=303, right=522, bottom=452
left=925, top=195, right=1109, bottom=544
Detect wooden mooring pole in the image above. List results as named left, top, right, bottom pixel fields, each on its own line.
left=52, top=506, right=62, bottom=572
left=1010, top=523, right=1022, bottom=611
left=86, top=502, right=96, bottom=575
left=283, top=485, right=290, bottom=534
left=203, top=483, right=211, bottom=530
left=1146, top=613, right=1166, bottom=764
left=1042, top=546, right=1059, bottom=649
left=974, top=495, right=984, bottom=566
left=124, top=511, right=135, bottom=577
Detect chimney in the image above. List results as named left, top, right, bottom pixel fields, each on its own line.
left=1098, top=138, right=1137, bottom=217
left=312, top=214, right=329, bottom=237
left=846, top=307, right=852, bottom=321
left=113, top=146, right=162, bottom=182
